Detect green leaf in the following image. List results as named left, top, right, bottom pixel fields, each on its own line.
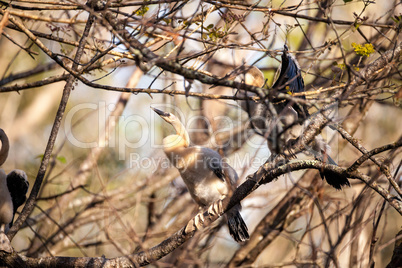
left=354, top=23, right=361, bottom=30
left=337, top=63, right=346, bottom=70
left=57, top=156, right=67, bottom=164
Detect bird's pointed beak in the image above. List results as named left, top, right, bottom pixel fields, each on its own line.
left=151, top=107, right=170, bottom=118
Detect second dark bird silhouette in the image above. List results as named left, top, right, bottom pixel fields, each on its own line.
left=237, top=45, right=350, bottom=189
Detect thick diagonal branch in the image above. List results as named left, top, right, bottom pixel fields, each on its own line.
left=6, top=11, right=96, bottom=240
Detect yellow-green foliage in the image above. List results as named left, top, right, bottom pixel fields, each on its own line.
left=337, top=63, right=359, bottom=71
left=134, top=5, right=149, bottom=16
left=351, top=42, right=375, bottom=57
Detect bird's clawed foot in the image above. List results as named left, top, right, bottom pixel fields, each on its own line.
left=185, top=210, right=206, bottom=234
left=207, top=199, right=224, bottom=217
left=184, top=200, right=224, bottom=235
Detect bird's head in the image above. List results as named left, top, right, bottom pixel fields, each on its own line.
left=151, top=107, right=190, bottom=148
left=151, top=107, right=178, bottom=125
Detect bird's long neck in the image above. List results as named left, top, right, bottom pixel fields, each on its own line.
left=163, top=135, right=187, bottom=153
left=170, top=120, right=190, bottom=148
left=162, top=135, right=190, bottom=170
left=0, top=130, right=9, bottom=166
left=162, top=120, right=190, bottom=167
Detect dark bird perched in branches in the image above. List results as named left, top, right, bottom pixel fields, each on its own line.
left=236, top=45, right=350, bottom=190
left=272, top=44, right=309, bottom=118
left=152, top=107, right=249, bottom=242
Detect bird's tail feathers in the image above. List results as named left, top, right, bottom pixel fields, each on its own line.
left=320, top=155, right=350, bottom=189
left=320, top=170, right=350, bottom=190
left=226, top=207, right=249, bottom=243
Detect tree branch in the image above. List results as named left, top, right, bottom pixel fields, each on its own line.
left=6, top=7, right=96, bottom=240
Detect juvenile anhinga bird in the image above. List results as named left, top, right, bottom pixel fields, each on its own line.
left=237, top=45, right=350, bottom=189
left=0, top=128, right=29, bottom=234
left=152, top=107, right=249, bottom=242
